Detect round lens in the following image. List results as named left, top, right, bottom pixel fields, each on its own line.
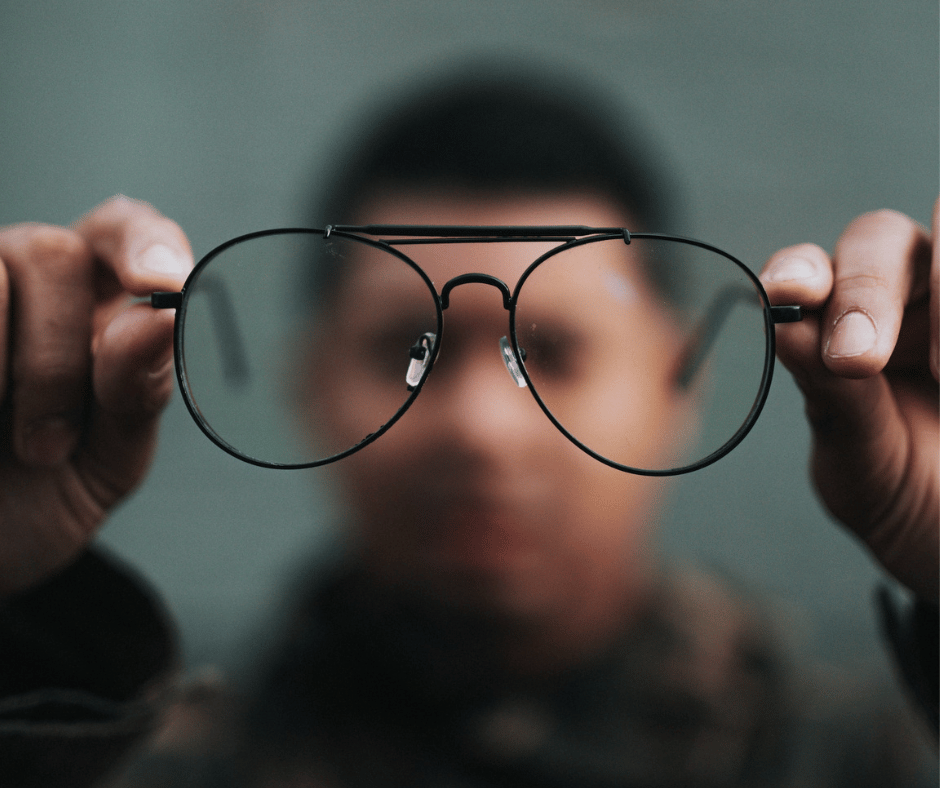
left=512, top=235, right=771, bottom=474
left=177, top=231, right=440, bottom=467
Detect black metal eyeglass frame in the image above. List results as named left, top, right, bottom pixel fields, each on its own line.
left=152, top=225, right=802, bottom=476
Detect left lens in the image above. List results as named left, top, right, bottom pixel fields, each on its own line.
left=177, top=231, right=439, bottom=467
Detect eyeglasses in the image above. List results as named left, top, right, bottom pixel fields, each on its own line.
left=151, top=225, right=802, bottom=476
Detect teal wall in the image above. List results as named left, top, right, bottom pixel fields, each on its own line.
left=1, top=0, right=936, bottom=676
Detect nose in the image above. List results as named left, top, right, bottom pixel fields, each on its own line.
left=429, top=342, right=538, bottom=455
left=415, top=283, right=542, bottom=454
left=435, top=272, right=528, bottom=390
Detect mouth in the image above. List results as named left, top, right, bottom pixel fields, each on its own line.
left=419, top=499, right=542, bottom=575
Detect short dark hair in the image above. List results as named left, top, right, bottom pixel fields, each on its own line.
left=307, top=63, right=683, bottom=300
left=314, top=66, right=677, bottom=230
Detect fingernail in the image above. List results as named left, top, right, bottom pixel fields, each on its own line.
left=826, top=309, right=877, bottom=358
left=21, top=417, right=77, bottom=467
left=137, top=244, right=190, bottom=279
left=766, top=255, right=817, bottom=283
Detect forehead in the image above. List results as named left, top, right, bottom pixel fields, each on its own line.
left=354, top=187, right=630, bottom=225
left=349, top=188, right=637, bottom=284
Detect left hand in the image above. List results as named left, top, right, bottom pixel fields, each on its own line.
left=760, top=202, right=938, bottom=602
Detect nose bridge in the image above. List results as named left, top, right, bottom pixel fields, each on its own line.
left=422, top=276, right=535, bottom=440
left=439, top=273, right=513, bottom=310
left=435, top=274, right=526, bottom=389
left=433, top=328, right=536, bottom=447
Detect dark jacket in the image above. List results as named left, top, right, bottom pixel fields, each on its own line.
left=0, top=549, right=936, bottom=787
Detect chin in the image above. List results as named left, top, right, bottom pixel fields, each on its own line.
left=415, top=556, right=559, bottom=624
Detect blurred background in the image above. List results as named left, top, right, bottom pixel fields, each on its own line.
left=1, top=0, right=936, bottom=678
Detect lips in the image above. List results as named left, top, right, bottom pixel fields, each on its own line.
left=428, top=504, right=540, bottom=572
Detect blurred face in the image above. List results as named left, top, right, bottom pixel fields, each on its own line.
left=307, top=190, right=689, bottom=631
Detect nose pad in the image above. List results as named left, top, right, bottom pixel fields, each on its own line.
left=499, top=336, right=528, bottom=388
left=406, top=332, right=437, bottom=391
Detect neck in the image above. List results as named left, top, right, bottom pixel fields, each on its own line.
left=496, top=562, right=653, bottom=678
left=363, top=556, right=655, bottom=680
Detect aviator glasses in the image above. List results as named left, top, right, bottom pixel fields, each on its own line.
left=151, top=225, right=802, bottom=476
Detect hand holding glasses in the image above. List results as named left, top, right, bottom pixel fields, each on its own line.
left=152, top=226, right=801, bottom=475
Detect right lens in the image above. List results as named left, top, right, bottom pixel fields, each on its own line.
left=512, top=235, right=772, bottom=474
left=177, top=231, right=440, bottom=467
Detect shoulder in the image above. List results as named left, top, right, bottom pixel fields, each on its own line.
left=644, top=565, right=937, bottom=787
left=101, top=669, right=241, bottom=788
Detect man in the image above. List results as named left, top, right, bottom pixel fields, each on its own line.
left=0, top=72, right=936, bottom=787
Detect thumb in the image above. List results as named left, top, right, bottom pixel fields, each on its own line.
left=775, top=314, right=938, bottom=599
left=81, top=303, right=176, bottom=504
left=763, top=246, right=911, bottom=528
left=773, top=309, right=904, bottom=457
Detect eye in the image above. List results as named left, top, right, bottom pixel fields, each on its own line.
left=358, top=316, right=436, bottom=381
left=518, top=321, right=586, bottom=383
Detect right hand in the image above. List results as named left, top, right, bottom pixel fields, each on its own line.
left=0, top=196, right=193, bottom=596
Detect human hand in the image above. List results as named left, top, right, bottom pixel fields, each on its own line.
left=760, top=202, right=938, bottom=602
left=0, top=196, right=192, bottom=596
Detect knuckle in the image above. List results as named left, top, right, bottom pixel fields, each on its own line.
left=19, top=225, right=92, bottom=276
left=78, top=195, right=164, bottom=239
left=791, top=241, right=827, bottom=258
left=12, top=359, right=88, bottom=415
left=101, top=193, right=155, bottom=215
left=837, top=270, right=891, bottom=292
left=845, top=208, right=915, bottom=238
left=92, top=196, right=190, bottom=260
left=149, top=215, right=189, bottom=248
left=864, top=207, right=910, bottom=226
left=104, top=195, right=173, bottom=235
left=14, top=335, right=88, bottom=381
left=767, top=242, right=828, bottom=268
left=10, top=305, right=93, bottom=400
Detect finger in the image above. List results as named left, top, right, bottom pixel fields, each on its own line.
left=822, top=209, right=931, bottom=380
left=0, top=225, right=95, bottom=466
left=760, top=244, right=834, bottom=386
left=72, top=195, right=193, bottom=296
left=759, top=242, right=834, bottom=312
left=772, top=294, right=934, bottom=593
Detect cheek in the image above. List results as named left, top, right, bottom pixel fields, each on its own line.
left=299, top=337, right=421, bottom=463
left=563, top=457, right=663, bottom=543
left=327, top=417, right=437, bottom=537
left=540, top=345, right=689, bottom=471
